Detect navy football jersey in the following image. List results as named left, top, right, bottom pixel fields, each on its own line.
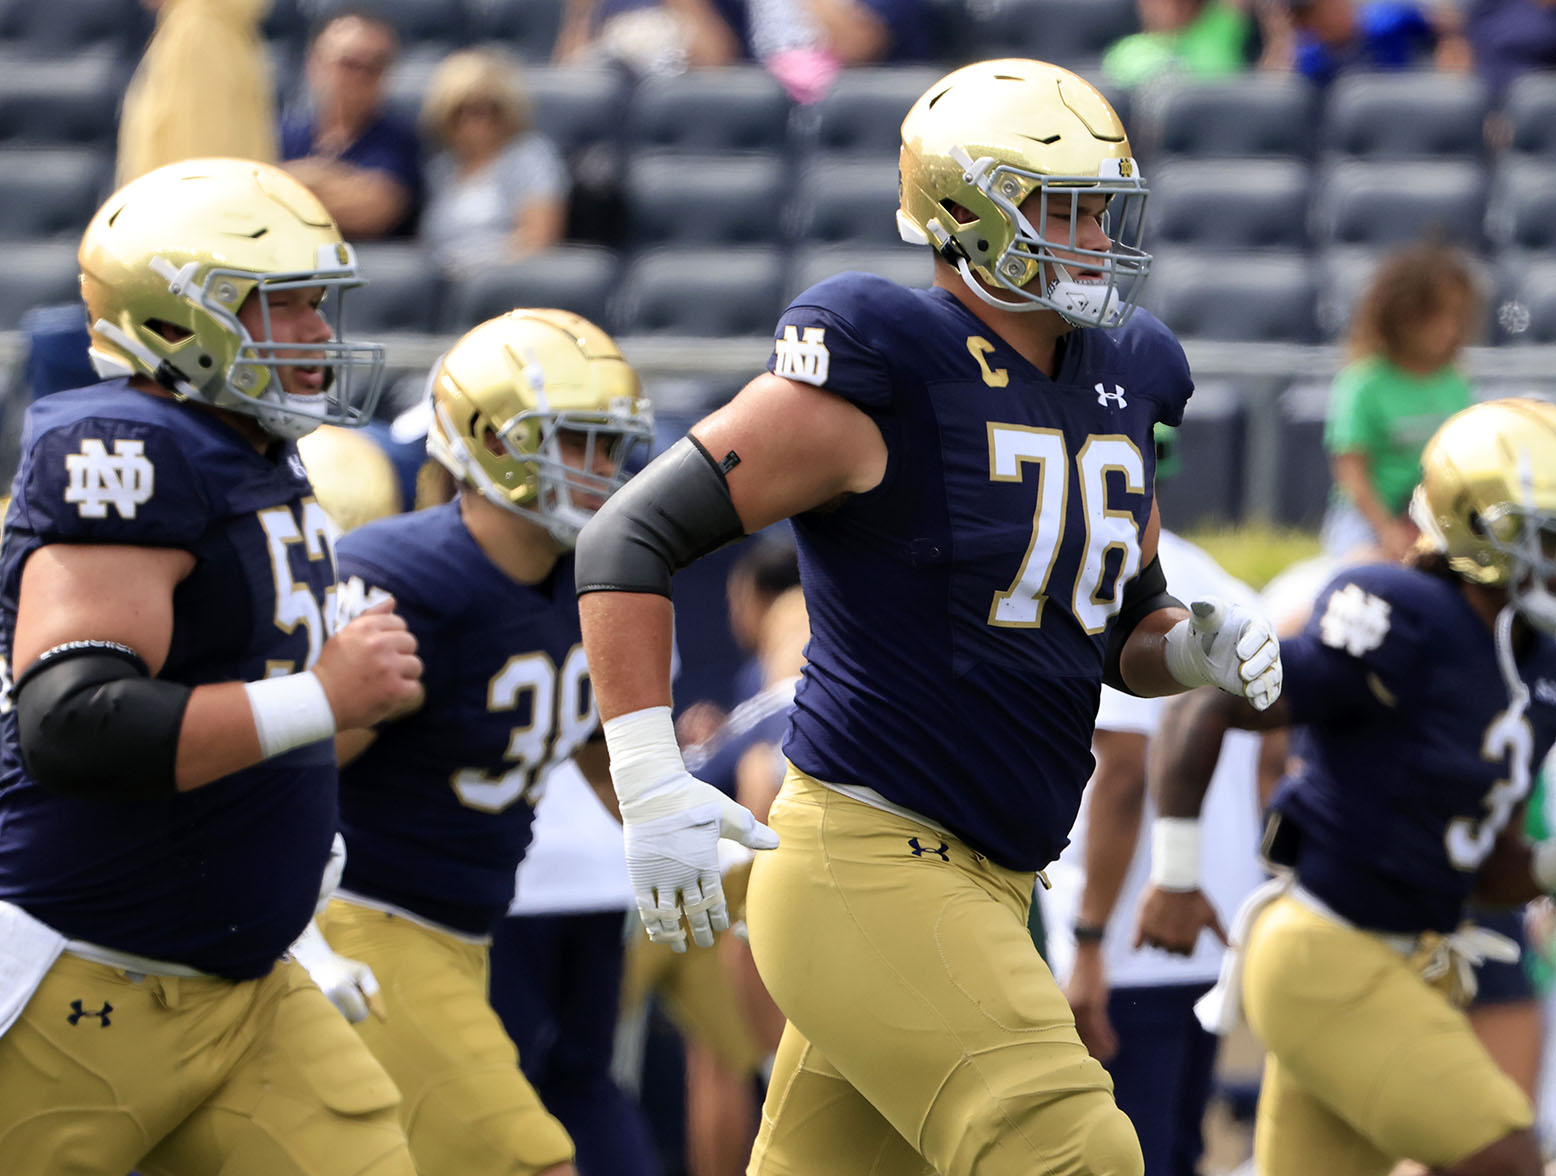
left=769, top=274, right=1193, bottom=870
left=335, top=500, right=598, bottom=936
left=0, top=381, right=339, bottom=980
left=1274, top=563, right=1556, bottom=934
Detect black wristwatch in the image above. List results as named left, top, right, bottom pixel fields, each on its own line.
left=1072, top=920, right=1106, bottom=944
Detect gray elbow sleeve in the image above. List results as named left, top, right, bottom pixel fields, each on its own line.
left=575, top=435, right=746, bottom=598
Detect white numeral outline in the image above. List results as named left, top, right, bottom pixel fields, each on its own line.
left=450, top=644, right=595, bottom=814
left=258, top=500, right=339, bottom=671
left=986, top=425, right=1145, bottom=632
left=1445, top=706, right=1535, bottom=872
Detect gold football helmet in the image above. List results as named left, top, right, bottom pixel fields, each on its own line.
left=1412, top=398, right=1556, bottom=634
left=897, top=58, right=1149, bottom=327
left=296, top=425, right=403, bottom=533
left=79, top=157, right=386, bottom=440
left=426, top=309, right=654, bottom=547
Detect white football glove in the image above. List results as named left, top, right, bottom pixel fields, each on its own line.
left=605, top=707, right=779, bottom=952
left=288, top=919, right=385, bottom=1023
left=1163, top=597, right=1283, bottom=711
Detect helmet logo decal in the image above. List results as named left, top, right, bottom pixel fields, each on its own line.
left=1094, top=382, right=1127, bottom=409
left=64, top=439, right=156, bottom=520
left=773, top=326, right=830, bottom=387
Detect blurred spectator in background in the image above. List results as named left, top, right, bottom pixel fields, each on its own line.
left=1466, top=0, right=1556, bottom=102
left=554, top=0, right=741, bottom=75
left=1322, top=244, right=1479, bottom=562
left=733, top=0, right=935, bottom=101
left=419, top=48, right=569, bottom=277
left=1101, top=0, right=1256, bottom=88
left=724, top=535, right=802, bottom=704
left=281, top=9, right=421, bottom=238
left=1277, top=0, right=1470, bottom=83
left=117, top=0, right=278, bottom=186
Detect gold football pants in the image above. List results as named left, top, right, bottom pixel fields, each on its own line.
left=1244, top=894, right=1533, bottom=1176
left=0, top=950, right=412, bottom=1175
left=319, top=899, right=575, bottom=1176
left=744, top=766, right=1142, bottom=1176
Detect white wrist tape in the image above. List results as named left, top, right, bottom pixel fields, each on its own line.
left=1150, top=817, right=1202, bottom=891
left=602, top=706, right=687, bottom=805
left=1162, top=618, right=1211, bottom=689
left=1533, top=841, right=1556, bottom=894
left=245, top=672, right=336, bottom=759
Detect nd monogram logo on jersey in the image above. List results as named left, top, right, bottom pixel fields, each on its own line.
left=1319, top=583, right=1392, bottom=656
left=773, top=326, right=830, bottom=387
left=1095, top=383, right=1128, bottom=409
left=64, top=438, right=155, bottom=520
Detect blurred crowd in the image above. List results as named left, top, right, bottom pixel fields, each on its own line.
left=109, top=0, right=1556, bottom=276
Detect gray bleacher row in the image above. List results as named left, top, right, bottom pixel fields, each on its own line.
left=10, top=63, right=1556, bottom=337
left=0, top=0, right=1147, bottom=74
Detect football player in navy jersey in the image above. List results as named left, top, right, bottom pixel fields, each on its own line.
left=574, top=59, right=1283, bottom=1176
left=0, top=158, right=423, bottom=1174
left=316, top=309, right=652, bottom=1176
left=1137, top=398, right=1556, bottom=1176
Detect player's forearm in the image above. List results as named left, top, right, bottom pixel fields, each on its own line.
left=579, top=591, right=676, bottom=721
left=1116, top=606, right=1191, bottom=696
left=174, top=681, right=266, bottom=790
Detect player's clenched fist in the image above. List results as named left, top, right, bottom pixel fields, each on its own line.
left=314, top=597, right=424, bottom=728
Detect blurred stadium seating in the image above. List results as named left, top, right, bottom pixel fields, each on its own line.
left=3, top=1, right=1555, bottom=529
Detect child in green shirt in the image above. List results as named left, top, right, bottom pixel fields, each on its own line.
left=1322, top=244, right=1479, bottom=561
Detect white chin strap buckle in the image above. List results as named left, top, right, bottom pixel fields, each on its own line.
left=1047, top=279, right=1121, bottom=326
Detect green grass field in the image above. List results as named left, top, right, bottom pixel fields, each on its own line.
left=1181, top=523, right=1323, bottom=591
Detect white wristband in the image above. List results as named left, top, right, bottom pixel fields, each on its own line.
left=601, top=705, right=687, bottom=804
left=1150, top=817, right=1202, bottom=891
left=1533, top=841, right=1556, bottom=894
left=245, top=672, right=336, bottom=759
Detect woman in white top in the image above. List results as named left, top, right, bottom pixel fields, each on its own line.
left=418, top=48, right=569, bottom=276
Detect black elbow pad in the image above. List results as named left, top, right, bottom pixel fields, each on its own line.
left=575, top=434, right=746, bottom=598
left=1102, top=555, right=1184, bottom=695
left=14, top=641, right=191, bottom=800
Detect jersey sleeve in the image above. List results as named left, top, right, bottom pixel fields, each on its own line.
left=1112, top=309, right=1194, bottom=427
left=1278, top=568, right=1430, bottom=724
left=766, top=273, right=897, bottom=409
left=18, top=416, right=211, bottom=549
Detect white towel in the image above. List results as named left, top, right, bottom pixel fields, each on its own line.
left=0, top=900, right=66, bottom=1038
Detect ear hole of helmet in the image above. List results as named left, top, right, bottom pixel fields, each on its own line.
left=481, top=424, right=504, bottom=459
left=145, top=318, right=193, bottom=343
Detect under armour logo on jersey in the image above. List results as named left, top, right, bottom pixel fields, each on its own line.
left=64, top=438, right=155, bottom=520
left=773, top=326, right=830, bottom=387
left=1319, top=583, right=1392, bottom=657
left=1535, top=679, right=1556, bottom=707
left=907, top=837, right=950, bottom=861
left=67, top=1000, right=113, bottom=1027
left=1095, top=383, right=1127, bottom=409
